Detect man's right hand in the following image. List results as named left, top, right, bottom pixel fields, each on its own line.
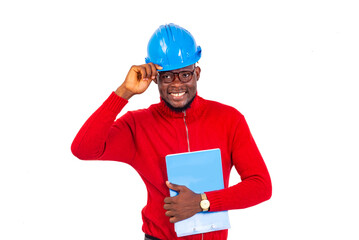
left=115, top=63, right=162, bottom=100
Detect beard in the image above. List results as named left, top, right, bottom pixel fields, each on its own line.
left=162, top=95, right=196, bottom=113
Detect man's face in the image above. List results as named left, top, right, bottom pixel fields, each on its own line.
left=155, top=65, right=201, bottom=110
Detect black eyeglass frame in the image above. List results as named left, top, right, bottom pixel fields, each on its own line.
left=158, top=69, right=196, bottom=83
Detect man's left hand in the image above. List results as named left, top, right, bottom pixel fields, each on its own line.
left=164, top=181, right=202, bottom=223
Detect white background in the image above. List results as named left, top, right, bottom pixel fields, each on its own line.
left=1, top=0, right=358, bottom=239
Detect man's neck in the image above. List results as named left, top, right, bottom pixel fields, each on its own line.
left=162, top=95, right=196, bottom=113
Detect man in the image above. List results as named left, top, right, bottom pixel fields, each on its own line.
left=71, top=23, right=272, bottom=240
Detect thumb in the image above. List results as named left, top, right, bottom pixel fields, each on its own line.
left=166, top=181, right=182, bottom=192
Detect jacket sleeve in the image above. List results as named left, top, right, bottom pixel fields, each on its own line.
left=71, top=92, right=136, bottom=165
left=206, top=114, right=272, bottom=212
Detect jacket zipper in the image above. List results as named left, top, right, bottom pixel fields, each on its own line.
left=184, top=111, right=203, bottom=240
left=183, top=111, right=191, bottom=152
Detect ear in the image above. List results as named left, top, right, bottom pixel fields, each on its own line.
left=153, top=75, right=158, bottom=84
left=195, top=66, right=201, bottom=81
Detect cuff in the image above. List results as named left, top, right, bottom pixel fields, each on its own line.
left=103, top=92, right=128, bottom=113
left=205, top=190, right=226, bottom=212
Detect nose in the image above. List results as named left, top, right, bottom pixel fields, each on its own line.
left=172, top=73, right=182, bottom=84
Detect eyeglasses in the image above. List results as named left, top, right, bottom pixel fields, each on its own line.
left=158, top=69, right=195, bottom=83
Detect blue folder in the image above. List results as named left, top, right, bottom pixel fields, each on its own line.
left=165, top=148, right=231, bottom=237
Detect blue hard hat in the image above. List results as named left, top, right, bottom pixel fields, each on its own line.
left=145, top=23, right=202, bottom=71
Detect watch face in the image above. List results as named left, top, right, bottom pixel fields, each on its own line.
left=201, top=200, right=210, bottom=209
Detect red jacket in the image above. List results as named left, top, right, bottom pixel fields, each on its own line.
left=71, top=92, right=272, bottom=240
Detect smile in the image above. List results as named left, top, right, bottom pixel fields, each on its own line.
left=170, top=92, right=186, bottom=97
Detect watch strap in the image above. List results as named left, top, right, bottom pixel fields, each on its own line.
left=201, top=193, right=208, bottom=201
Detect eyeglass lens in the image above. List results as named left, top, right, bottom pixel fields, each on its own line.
left=159, top=70, right=194, bottom=83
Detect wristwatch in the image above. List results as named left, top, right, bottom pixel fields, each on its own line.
left=200, top=193, right=210, bottom=212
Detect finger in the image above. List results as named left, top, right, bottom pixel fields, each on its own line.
left=165, top=210, right=174, bottom=217
left=135, top=66, right=148, bottom=81
left=142, top=64, right=152, bottom=80
left=148, top=63, right=158, bottom=79
left=164, top=197, right=172, bottom=204
left=166, top=181, right=182, bottom=192
left=169, top=217, right=178, bottom=223
left=163, top=203, right=171, bottom=210
left=154, top=64, right=163, bottom=70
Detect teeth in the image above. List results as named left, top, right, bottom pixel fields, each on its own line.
left=171, top=92, right=185, bottom=97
